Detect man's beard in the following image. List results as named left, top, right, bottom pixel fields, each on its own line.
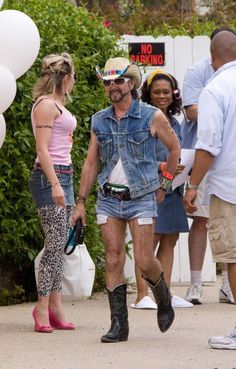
left=109, top=88, right=130, bottom=103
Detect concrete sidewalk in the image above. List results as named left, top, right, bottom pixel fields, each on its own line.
left=0, top=277, right=235, bottom=369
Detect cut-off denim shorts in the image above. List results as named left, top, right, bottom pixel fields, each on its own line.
left=96, top=190, right=157, bottom=220
left=29, top=164, right=75, bottom=208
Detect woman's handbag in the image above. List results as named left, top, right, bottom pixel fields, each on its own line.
left=34, top=220, right=95, bottom=298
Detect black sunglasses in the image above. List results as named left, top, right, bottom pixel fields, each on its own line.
left=73, top=73, right=77, bottom=81
left=103, top=77, right=130, bottom=87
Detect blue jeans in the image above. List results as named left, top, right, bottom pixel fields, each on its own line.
left=29, top=164, right=74, bottom=208
left=96, top=190, right=157, bottom=220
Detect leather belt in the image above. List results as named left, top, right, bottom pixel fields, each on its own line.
left=102, top=184, right=131, bottom=201
left=33, top=163, right=73, bottom=174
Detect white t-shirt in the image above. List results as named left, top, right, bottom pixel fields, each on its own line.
left=108, top=158, right=129, bottom=186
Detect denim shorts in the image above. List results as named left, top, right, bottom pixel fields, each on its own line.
left=29, top=164, right=75, bottom=208
left=96, top=190, right=157, bottom=221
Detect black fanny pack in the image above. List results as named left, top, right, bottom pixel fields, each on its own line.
left=102, top=183, right=131, bottom=201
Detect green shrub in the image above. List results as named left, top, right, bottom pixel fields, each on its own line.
left=0, top=0, right=120, bottom=302
left=0, top=285, right=25, bottom=306
left=93, top=0, right=235, bottom=37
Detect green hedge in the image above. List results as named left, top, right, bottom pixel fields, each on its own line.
left=0, top=0, right=121, bottom=303
left=95, top=0, right=235, bottom=37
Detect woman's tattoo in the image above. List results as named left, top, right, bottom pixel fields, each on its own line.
left=36, top=125, right=53, bottom=129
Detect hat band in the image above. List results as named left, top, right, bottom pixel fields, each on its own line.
left=103, top=67, right=128, bottom=77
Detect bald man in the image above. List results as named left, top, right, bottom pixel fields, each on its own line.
left=184, top=31, right=236, bottom=350
left=182, top=27, right=235, bottom=306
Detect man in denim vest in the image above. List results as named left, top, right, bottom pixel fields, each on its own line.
left=72, top=57, right=180, bottom=343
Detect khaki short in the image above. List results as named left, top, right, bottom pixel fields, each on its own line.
left=207, top=195, right=236, bottom=263
left=187, top=176, right=209, bottom=218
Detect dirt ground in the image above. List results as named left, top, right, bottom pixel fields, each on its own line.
left=0, top=277, right=235, bottom=369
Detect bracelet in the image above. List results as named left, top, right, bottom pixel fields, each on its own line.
left=76, top=195, right=86, bottom=203
left=186, top=181, right=199, bottom=190
left=51, top=181, right=59, bottom=188
left=162, top=170, right=174, bottom=181
left=159, top=175, right=172, bottom=192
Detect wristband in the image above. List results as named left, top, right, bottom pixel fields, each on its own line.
left=76, top=195, right=86, bottom=204
left=162, top=170, right=174, bottom=181
left=186, top=181, right=199, bottom=190
left=159, top=175, right=172, bottom=192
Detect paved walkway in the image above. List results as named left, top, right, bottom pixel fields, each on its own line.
left=0, top=277, right=235, bottom=369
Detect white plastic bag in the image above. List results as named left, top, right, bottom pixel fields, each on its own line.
left=34, top=243, right=95, bottom=298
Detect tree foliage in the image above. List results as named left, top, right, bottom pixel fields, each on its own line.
left=89, top=0, right=235, bottom=37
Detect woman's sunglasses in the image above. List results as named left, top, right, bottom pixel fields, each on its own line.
left=103, top=77, right=130, bottom=87
left=73, top=73, right=77, bottom=81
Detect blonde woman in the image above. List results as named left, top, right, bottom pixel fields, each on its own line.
left=29, top=53, right=77, bottom=332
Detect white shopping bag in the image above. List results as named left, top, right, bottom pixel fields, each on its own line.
left=34, top=243, right=95, bottom=298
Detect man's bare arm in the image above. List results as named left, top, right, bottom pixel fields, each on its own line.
left=185, top=104, right=198, bottom=122
left=72, top=133, right=100, bottom=226
left=189, top=149, right=214, bottom=186
left=77, top=133, right=100, bottom=199
left=151, top=110, right=180, bottom=176
left=183, top=149, right=215, bottom=213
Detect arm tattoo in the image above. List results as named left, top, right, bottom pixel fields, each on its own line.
left=36, top=125, right=53, bottom=129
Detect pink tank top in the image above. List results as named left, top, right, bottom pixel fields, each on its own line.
left=31, top=98, right=77, bottom=165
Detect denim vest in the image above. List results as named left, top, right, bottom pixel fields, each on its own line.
left=91, top=99, right=159, bottom=198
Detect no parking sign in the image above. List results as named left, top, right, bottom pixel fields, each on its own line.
left=129, top=42, right=165, bottom=66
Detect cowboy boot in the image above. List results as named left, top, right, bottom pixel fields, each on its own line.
left=144, top=272, right=175, bottom=333
left=101, top=283, right=129, bottom=343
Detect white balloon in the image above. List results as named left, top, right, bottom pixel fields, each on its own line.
left=0, top=65, right=17, bottom=114
left=0, top=114, right=6, bottom=149
left=0, top=10, right=40, bottom=79
left=0, top=0, right=4, bottom=9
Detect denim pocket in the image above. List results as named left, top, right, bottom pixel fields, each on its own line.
left=97, top=135, right=113, bottom=163
left=41, top=173, right=51, bottom=190
left=128, top=131, right=149, bottom=160
left=57, top=173, right=71, bottom=187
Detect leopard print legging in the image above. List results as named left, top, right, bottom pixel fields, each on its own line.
left=37, top=204, right=72, bottom=297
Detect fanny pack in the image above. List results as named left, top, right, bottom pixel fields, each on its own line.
left=102, top=183, right=131, bottom=201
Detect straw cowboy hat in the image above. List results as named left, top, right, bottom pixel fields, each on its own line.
left=96, top=57, right=142, bottom=89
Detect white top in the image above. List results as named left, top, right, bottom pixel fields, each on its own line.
left=108, top=158, right=129, bottom=186
left=195, top=61, right=236, bottom=204
left=183, top=56, right=214, bottom=106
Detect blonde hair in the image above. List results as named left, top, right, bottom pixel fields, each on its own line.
left=32, top=52, right=74, bottom=102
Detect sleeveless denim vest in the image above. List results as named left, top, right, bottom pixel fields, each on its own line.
left=91, top=99, right=159, bottom=198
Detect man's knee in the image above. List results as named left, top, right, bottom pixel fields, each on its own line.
left=106, top=248, right=125, bottom=271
